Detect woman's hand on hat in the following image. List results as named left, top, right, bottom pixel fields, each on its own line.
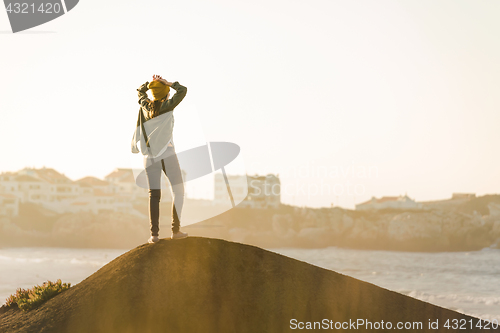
left=152, top=74, right=172, bottom=86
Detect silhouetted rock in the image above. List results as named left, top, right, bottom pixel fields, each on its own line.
left=0, top=237, right=495, bottom=332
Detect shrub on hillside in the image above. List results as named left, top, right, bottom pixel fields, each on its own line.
left=3, top=279, right=71, bottom=311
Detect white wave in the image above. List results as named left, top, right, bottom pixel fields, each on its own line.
left=404, top=289, right=500, bottom=306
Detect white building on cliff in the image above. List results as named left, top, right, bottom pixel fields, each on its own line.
left=0, top=167, right=151, bottom=216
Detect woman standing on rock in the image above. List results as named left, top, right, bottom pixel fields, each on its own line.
left=132, top=74, right=188, bottom=243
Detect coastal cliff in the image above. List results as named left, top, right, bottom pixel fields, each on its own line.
left=0, top=238, right=495, bottom=332
left=1, top=195, right=500, bottom=251
left=188, top=198, right=500, bottom=251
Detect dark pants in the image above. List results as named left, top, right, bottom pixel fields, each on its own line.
left=144, top=145, right=184, bottom=236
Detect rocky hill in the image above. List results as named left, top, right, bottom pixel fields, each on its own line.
left=0, top=238, right=495, bottom=332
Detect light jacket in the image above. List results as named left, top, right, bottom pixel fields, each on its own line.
left=131, top=81, right=187, bottom=158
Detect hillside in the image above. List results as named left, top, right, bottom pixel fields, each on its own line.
left=0, top=237, right=495, bottom=333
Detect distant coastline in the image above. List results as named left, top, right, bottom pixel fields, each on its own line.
left=1, top=194, right=499, bottom=252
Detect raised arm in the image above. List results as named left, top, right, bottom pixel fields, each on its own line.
left=159, top=81, right=187, bottom=114
left=137, top=81, right=150, bottom=110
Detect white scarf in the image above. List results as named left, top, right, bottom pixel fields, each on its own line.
left=131, top=110, right=174, bottom=158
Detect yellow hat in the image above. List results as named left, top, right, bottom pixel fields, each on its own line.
left=148, top=80, right=170, bottom=100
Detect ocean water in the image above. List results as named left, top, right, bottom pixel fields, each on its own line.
left=0, top=248, right=127, bottom=305
left=0, top=246, right=498, bottom=322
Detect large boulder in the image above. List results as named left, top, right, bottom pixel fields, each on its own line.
left=0, top=237, right=494, bottom=333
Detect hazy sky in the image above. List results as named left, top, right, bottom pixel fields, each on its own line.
left=1, top=0, right=499, bottom=209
